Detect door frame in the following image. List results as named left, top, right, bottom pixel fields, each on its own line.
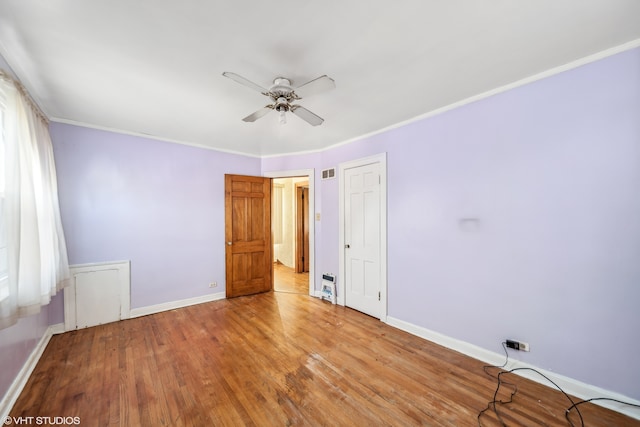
left=295, top=182, right=309, bottom=273
left=264, top=169, right=315, bottom=296
left=338, top=153, right=388, bottom=321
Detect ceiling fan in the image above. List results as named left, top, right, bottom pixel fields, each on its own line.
left=222, top=72, right=335, bottom=126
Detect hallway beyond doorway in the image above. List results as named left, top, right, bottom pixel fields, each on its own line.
left=274, top=263, right=309, bottom=295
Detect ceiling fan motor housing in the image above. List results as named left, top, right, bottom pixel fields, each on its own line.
left=271, top=77, right=292, bottom=92
left=269, top=77, right=299, bottom=105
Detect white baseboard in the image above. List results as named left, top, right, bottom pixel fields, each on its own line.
left=49, top=323, right=65, bottom=335
left=129, top=292, right=225, bottom=318
left=386, top=316, right=640, bottom=420
left=0, top=323, right=64, bottom=420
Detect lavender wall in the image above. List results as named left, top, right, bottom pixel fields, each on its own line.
left=51, top=124, right=261, bottom=308
left=0, top=309, right=50, bottom=407
left=264, top=47, right=640, bottom=399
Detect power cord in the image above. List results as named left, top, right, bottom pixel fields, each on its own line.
left=478, top=342, right=532, bottom=427
left=565, top=398, right=640, bottom=427
left=478, top=342, right=640, bottom=426
left=478, top=342, right=515, bottom=426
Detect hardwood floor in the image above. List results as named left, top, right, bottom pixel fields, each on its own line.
left=10, top=292, right=639, bottom=426
left=273, top=263, right=309, bottom=295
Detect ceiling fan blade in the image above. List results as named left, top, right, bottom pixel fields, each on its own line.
left=242, top=106, right=273, bottom=122
left=223, top=72, right=268, bottom=93
left=290, top=105, right=324, bottom=126
left=294, top=75, right=335, bottom=98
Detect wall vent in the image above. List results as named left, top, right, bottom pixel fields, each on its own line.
left=321, top=168, right=336, bottom=180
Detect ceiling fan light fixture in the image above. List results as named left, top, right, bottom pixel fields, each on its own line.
left=275, top=97, right=289, bottom=125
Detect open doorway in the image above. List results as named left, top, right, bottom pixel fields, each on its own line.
left=271, top=175, right=312, bottom=295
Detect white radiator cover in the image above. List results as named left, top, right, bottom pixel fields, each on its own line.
left=64, top=261, right=130, bottom=331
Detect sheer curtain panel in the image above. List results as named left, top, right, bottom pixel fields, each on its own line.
left=0, top=70, right=70, bottom=330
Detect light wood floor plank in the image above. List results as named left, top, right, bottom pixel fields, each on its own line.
left=274, top=263, right=309, bottom=295
left=10, top=292, right=640, bottom=426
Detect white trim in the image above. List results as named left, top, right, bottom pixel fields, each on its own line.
left=49, top=323, right=65, bottom=335
left=50, top=118, right=262, bottom=158
left=386, top=316, right=640, bottom=420
left=263, top=169, right=316, bottom=297
left=66, top=260, right=130, bottom=269
left=262, top=39, right=640, bottom=159
left=338, top=153, right=388, bottom=322
left=2, top=39, right=637, bottom=159
left=64, top=261, right=131, bottom=331
left=16, top=40, right=634, bottom=160
left=129, top=292, right=225, bottom=318
left=0, top=323, right=64, bottom=421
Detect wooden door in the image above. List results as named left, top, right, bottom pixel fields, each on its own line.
left=225, top=174, right=272, bottom=298
left=344, top=162, right=381, bottom=317
left=296, top=184, right=310, bottom=273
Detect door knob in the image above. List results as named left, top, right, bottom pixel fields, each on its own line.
left=227, top=241, right=232, bottom=246
left=345, top=244, right=350, bottom=249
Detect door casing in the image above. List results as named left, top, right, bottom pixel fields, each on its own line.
left=295, top=183, right=310, bottom=273
left=264, top=169, right=315, bottom=296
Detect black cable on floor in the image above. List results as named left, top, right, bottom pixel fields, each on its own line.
left=565, top=397, right=640, bottom=427
left=479, top=343, right=640, bottom=426
left=478, top=342, right=583, bottom=426
left=478, top=342, right=520, bottom=427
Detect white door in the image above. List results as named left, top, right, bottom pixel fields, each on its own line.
left=344, top=162, right=382, bottom=318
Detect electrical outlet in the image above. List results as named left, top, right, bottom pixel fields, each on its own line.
left=209, top=282, right=217, bottom=288
left=506, top=339, right=530, bottom=352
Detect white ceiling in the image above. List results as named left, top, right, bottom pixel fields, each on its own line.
left=1, top=1, right=639, bottom=157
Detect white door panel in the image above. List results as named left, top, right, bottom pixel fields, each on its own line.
left=345, top=162, right=381, bottom=318
left=75, top=269, right=121, bottom=328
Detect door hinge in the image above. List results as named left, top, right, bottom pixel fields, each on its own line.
left=378, top=291, right=381, bottom=301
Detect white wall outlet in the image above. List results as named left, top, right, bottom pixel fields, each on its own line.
left=209, top=282, right=217, bottom=288
left=506, top=339, right=530, bottom=352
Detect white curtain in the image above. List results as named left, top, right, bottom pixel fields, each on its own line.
left=0, top=71, right=70, bottom=330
